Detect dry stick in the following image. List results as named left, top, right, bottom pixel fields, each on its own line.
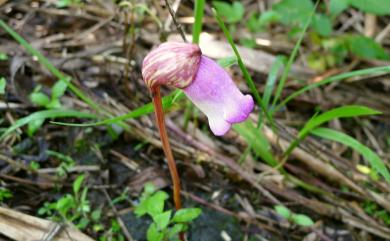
left=164, top=0, right=181, bottom=31
left=102, top=189, right=135, bottom=241
left=164, top=0, right=187, bottom=43
left=151, top=87, right=182, bottom=210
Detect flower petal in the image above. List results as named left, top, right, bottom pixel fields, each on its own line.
left=183, top=56, right=254, bottom=136
left=223, top=94, right=254, bottom=123
left=142, top=42, right=202, bottom=89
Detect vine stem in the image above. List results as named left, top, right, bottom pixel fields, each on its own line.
left=151, top=86, right=182, bottom=211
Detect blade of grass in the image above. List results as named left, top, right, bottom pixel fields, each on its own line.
left=233, top=121, right=278, bottom=167
left=192, top=0, right=205, bottom=44
left=283, top=105, right=381, bottom=158
left=273, top=66, right=390, bottom=113
left=271, top=0, right=319, bottom=108
left=263, top=55, right=286, bottom=109
left=311, top=127, right=390, bottom=184
left=234, top=121, right=325, bottom=194
left=0, top=20, right=101, bottom=112
left=0, top=109, right=97, bottom=140
left=217, top=56, right=238, bottom=68
left=182, top=0, right=205, bottom=131
left=51, top=90, right=184, bottom=127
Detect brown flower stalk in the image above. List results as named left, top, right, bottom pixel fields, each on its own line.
left=151, top=86, right=182, bottom=211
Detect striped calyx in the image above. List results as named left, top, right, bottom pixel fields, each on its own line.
left=142, top=42, right=202, bottom=89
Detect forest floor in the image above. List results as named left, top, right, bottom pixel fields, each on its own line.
left=1, top=1, right=390, bottom=241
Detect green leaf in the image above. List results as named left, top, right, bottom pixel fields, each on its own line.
left=171, top=90, right=184, bottom=104
left=0, top=77, right=5, bottom=94
left=93, top=223, right=104, bottom=232
left=56, top=194, right=75, bottom=217
left=52, top=79, right=68, bottom=99
left=56, top=0, right=72, bottom=8
left=80, top=187, right=90, bottom=212
left=213, top=1, right=244, bottom=23
left=0, top=109, right=96, bottom=140
left=147, top=223, right=164, bottom=241
left=51, top=89, right=183, bottom=127
left=192, top=0, right=205, bottom=44
left=299, top=105, right=380, bottom=140
left=274, top=66, right=390, bottom=113
left=141, top=182, right=157, bottom=201
left=0, top=188, right=12, bottom=201
left=233, top=121, right=278, bottom=167
left=0, top=52, right=8, bottom=61
left=153, top=210, right=172, bottom=230
left=247, top=13, right=261, bottom=32
left=168, top=224, right=185, bottom=238
left=274, top=205, right=291, bottom=219
left=291, top=214, right=314, bottom=226
left=135, top=191, right=169, bottom=217
left=312, top=14, right=332, bottom=37
left=329, top=0, right=349, bottom=17
left=27, top=118, right=45, bottom=136
left=262, top=56, right=286, bottom=109
left=271, top=0, right=318, bottom=109
left=30, top=161, right=40, bottom=170
left=259, top=11, right=281, bottom=26
left=46, top=99, right=62, bottom=109
left=307, top=53, right=327, bottom=72
left=172, top=208, right=202, bottom=223
left=77, top=217, right=90, bottom=230
left=347, top=35, right=389, bottom=60
left=240, top=38, right=257, bottom=48
left=349, top=0, right=390, bottom=15
left=146, top=191, right=169, bottom=216
left=91, top=209, right=102, bottom=222
left=73, top=174, right=85, bottom=195
left=284, top=105, right=381, bottom=157
left=56, top=0, right=80, bottom=8
left=273, top=0, right=314, bottom=25
left=30, top=92, right=50, bottom=107
left=111, top=219, right=121, bottom=232
left=323, top=38, right=349, bottom=64
left=247, top=11, right=281, bottom=33
left=311, top=127, right=390, bottom=184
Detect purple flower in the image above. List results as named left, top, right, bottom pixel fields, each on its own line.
left=142, top=42, right=254, bottom=136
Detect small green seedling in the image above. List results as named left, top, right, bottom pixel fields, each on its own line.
left=55, top=0, right=81, bottom=8
left=29, top=78, right=68, bottom=110
left=0, top=188, right=12, bottom=202
left=0, top=77, right=6, bottom=95
left=38, top=174, right=91, bottom=229
left=46, top=150, right=76, bottom=177
left=0, top=52, right=8, bottom=61
left=29, top=161, right=41, bottom=170
left=99, top=219, right=125, bottom=241
left=274, top=205, right=314, bottom=227
left=135, top=183, right=202, bottom=241
left=213, top=1, right=244, bottom=24
left=363, top=201, right=390, bottom=226
left=27, top=79, right=68, bottom=136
